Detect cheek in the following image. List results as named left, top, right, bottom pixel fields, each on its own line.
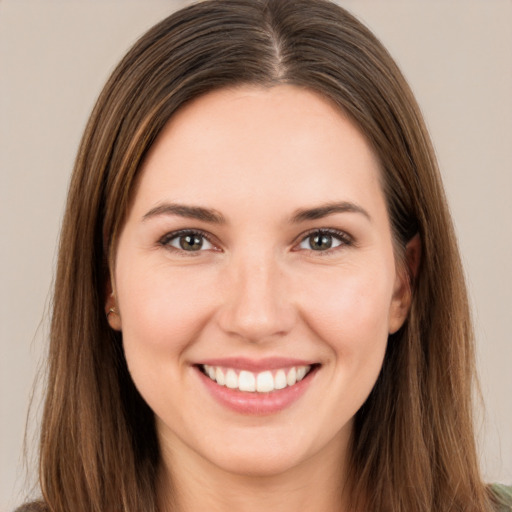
left=294, top=260, right=394, bottom=399
left=115, top=261, right=217, bottom=376
left=301, top=263, right=394, bottom=408
left=299, top=264, right=394, bottom=344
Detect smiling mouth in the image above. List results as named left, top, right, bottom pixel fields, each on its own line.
left=198, top=364, right=317, bottom=393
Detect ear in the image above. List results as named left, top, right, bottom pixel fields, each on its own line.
left=105, top=276, right=122, bottom=331
left=388, top=234, right=421, bottom=334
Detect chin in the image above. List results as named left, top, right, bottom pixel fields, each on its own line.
left=207, top=445, right=309, bottom=478
left=187, top=420, right=345, bottom=480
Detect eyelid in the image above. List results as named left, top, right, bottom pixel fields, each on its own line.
left=292, top=228, right=354, bottom=253
left=157, top=227, right=353, bottom=255
left=158, top=228, right=220, bottom=253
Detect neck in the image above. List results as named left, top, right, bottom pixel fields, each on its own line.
left=157, top=435, right=352, bottom=512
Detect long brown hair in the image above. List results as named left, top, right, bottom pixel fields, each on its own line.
left=28, top=0, right=498, bottom=510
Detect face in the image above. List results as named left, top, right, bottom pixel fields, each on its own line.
left=108, top=85, right=412, bottom=479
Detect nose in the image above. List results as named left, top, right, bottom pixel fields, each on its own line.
left=216, top=253, right=297, bottom=343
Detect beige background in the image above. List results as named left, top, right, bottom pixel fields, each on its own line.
left=1, top=0, right=511, bottom=509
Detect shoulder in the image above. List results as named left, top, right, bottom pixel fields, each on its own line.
left=492, top=484, right=512, bottom=511
left=13, top=502, right=48, bottom=512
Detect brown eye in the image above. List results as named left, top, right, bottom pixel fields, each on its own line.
left=297, top=230, right=351, bottom=252
left=179, top=234, right=204, bottom=251
left=308, top=233, right=333, bottom=251
left=162, top=231, right=214, bottom=252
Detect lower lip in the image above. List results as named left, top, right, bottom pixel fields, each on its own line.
left=196, top=366, right=318, bottom=415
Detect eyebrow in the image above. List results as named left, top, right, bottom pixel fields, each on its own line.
left=142, top=203, right=226, bottom=224
left=290, top=201, right=371, bottom=223
left=142, top=200, right=370, bottom=225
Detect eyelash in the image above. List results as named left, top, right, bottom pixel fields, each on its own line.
left=294, top=228, right=353, bottom=254
left=158, top=228, right=353, bottom=255
left=158, top=229, right=218, bottom=255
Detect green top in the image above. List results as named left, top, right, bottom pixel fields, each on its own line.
left=493, top=484, right=512, bottom=511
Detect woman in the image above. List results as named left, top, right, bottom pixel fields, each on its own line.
left=16, top=0, right=511, bottom=510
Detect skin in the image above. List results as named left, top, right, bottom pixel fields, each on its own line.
left=107, top=85, right=417, bottom=512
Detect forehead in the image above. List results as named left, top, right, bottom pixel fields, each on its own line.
left=133, top=85, right=384, bottom=218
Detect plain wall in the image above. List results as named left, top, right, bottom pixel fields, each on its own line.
left=1, top=1, right=511, bottom=509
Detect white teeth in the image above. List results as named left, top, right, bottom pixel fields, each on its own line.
left=274, top=369, right=287, bottom=390
left=287, top=367, right=297, bottom=386
left=256, top=371, right=274, bottom=392
left=202, top=364, right=312, bottom=393
left=225, top=369, right=238, bottom=389
left=238, top=370, right=256, bottom=392
left=215, top=367, right=225, bottom=386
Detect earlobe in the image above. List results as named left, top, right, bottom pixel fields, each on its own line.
left=388, top=234, right=421, bottom=334
left=105, top=279, right=122, bottom=331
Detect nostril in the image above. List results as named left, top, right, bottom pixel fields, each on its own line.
left=215, top=295, right=297, bottom=343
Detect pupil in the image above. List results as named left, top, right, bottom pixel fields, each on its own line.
left=310, top=233, right=332, bottom=250
left=180, top=234, right=203, bottom=251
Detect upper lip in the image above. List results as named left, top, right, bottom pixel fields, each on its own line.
left=195, top=357, right=318, bottom=372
